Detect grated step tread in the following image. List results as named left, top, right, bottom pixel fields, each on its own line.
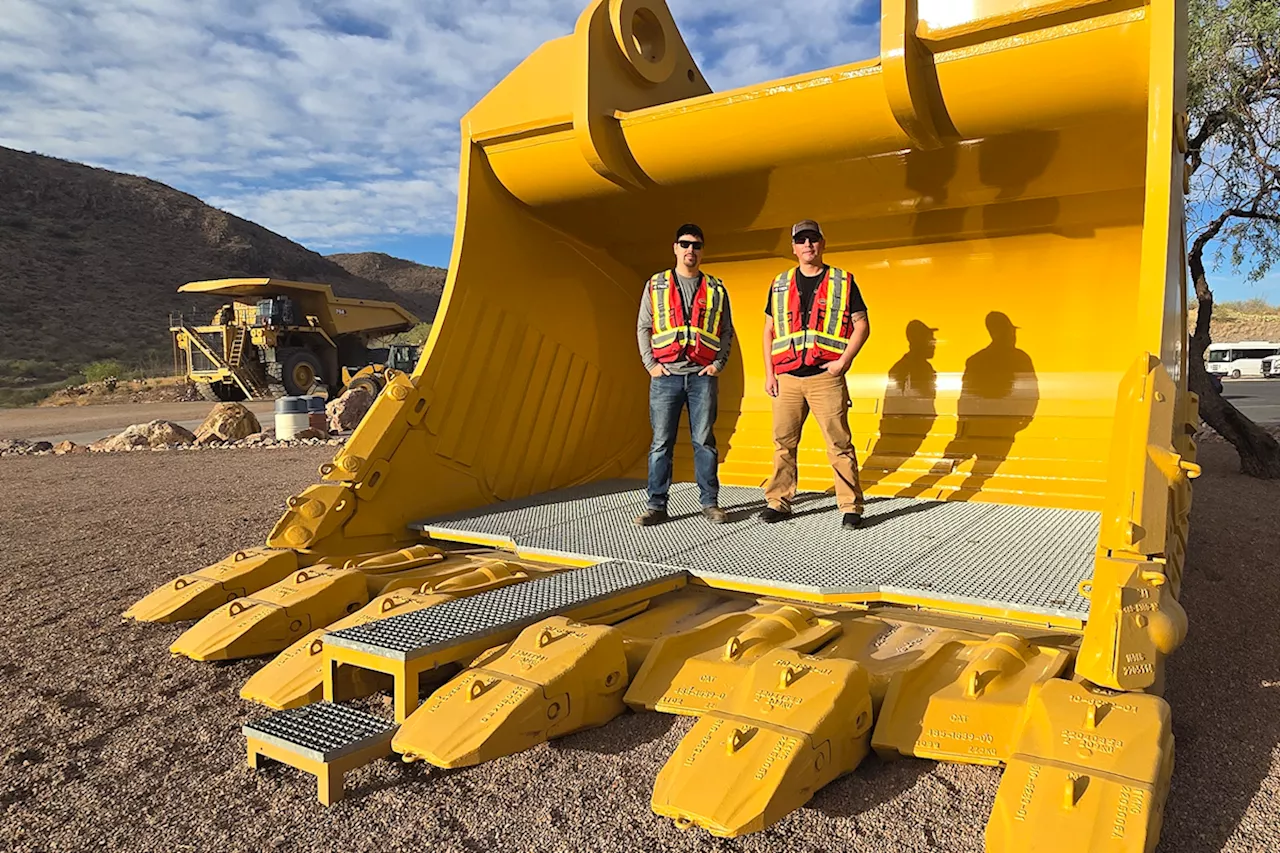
left=325, top=560, right=685, bottom=661
left=412, top=482, right=1100, bottom=620
left=244, top=701, right=397, bottom=763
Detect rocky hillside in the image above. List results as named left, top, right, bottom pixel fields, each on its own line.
left=328, top=252, right=445, bottom=322
left=1190, top=300, right=1280, bottom=343
left=0, top=147, right=439, bottom=386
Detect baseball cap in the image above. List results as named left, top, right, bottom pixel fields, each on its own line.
left=791, top=219, right=823, bottom=239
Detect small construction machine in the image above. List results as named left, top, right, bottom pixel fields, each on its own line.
left=339, top=343, right=422, bottom=397
left=170, top=278, right=419, bottom=399
left=130, top=1, right=1198, bottom=849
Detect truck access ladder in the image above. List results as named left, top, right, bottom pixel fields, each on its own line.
left=179, top=323, right=271, bottom=400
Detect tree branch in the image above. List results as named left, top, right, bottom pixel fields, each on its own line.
left=1187, top=109, right=1236, bottom=174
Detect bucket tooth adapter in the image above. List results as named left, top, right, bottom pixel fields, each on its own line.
left=349, top=544, right=447, bottom=577
left=124, top=547, right=300, bottom=623
left=170, top=549, right=496, bottom=663
left=125, top=544, right=443, bottom=625
left=652, top=650, right=873, bottom=837
left=872, top=632, right=1072, bottom=765
left=240, top=560, right=534, bottom=708
left=170, top=565, right=370, bottom=662
left=625, top=604, right=842, bottom=715
left=815, top=617, right=982, bottom=710
left=393, top=616, right=628, bottom=767
left=613, top=591, right=752, bottom=675
left=985, top=678, right=1173, bottom=852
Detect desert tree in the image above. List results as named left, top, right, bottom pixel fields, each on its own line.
left=1186, top=0, right=1280, bottom=476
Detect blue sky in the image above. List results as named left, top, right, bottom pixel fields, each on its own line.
left=0, top=0, right=1272, bottom=303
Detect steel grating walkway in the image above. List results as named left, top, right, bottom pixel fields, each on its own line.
left=413, top=479, right=1100, bottom=621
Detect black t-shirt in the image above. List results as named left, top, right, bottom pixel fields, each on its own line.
left=765, top=265, right=868, bottom=376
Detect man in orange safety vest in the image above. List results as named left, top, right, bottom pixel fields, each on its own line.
left=761, top=219, right=871, bottom=529
left=635, top=224, right=735, bottom=526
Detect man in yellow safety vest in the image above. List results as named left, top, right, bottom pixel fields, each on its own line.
left=761, top=219, right=871, bottom=529
left=634, top=224, right=735, bottom=526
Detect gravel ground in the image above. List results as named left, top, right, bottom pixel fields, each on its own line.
left=0, top=444, right=1275, bottom=852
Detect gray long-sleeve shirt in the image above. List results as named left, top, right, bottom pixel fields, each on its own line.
left=636, top=271, right=734, bottom=374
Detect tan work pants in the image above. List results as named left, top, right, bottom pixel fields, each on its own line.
left=764, top=371, right=865, bottom=513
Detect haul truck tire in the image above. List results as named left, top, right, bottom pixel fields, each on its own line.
left=196, top=382, right=247, bottom=403
left=346, top=375, right=383, bottom=398
left=282, top=350, right=323, bottom=396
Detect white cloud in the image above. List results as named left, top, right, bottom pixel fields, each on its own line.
left=0, top=0, right=880, bottom=252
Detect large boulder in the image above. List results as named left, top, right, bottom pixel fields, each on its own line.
left=326, top=387, right=375, bottom=432
left=195, top=403, right=262, bottom=445
left=91, top=420, right=195, bottom=451
left=53, top=440, right=85, bottom=455
left=0, top=439, right=53, bottom=456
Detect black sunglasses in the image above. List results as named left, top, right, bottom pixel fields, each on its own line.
left=792, top=233, right=821, bottom=245
left=676, top=239, right=703, bottom=250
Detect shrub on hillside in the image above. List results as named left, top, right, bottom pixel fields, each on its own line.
left=83, top=360, right=125, bottom=382
left=1219, top=298, right=1280, bottom=315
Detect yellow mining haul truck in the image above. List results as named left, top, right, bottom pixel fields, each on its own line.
left=130, top=1, right=1198, bottom=848
left=170, top=278, right=420, bottom=400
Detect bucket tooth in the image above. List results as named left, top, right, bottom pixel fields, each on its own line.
left=124, top=547, right=299, bottom=623
left=651, top=650, right=873, bottom=837
left=613, top=591, right=749, bottom=675
left=985, top=679, right=1173, bottom=852
left=170, top=566, right=369, bottom=661
left=239, top=588, right=423, bottom=709
left=358, top=553, right=502, bottom=599
left=816, top=617, right=979, bottom=710
left=625, top=604, right=842, bottom=715
left=351, top=544, right=444, bottom=574
left=872, top=632, right=1071, bottom=765
left=239, top=561, right=534, bottom=709
left=425, top=560, right=529, bottom=595
left=392, top=616, right=628, bottom=768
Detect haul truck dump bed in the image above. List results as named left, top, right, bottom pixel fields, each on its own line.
left=128, top=1, right=1198, bottom=849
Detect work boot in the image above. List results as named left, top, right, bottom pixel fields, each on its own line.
left=701, top=506, right=728, bottom=524
left=634, top=508, right=668, bottom=526
left=842, top=512, right=863, bottom=529
left=759, top=506, right=790, bottom=523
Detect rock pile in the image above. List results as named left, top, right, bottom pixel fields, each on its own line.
left=0, top=403, right=351, bottom=458
left=326, top=387, right=375, bottom=432
left=89, top=420, right=196, bottom=451
left=0, top=439, right=54, bottom=456
left=194, top=403, right=261, bottom=445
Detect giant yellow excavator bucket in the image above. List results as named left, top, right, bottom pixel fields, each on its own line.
left=268, top=0, right=1191, bottom=547
left=135, top=1, right=1198, bottom=848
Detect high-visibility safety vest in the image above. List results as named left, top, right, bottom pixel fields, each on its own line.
left=768, top=266, right=858, bottom=374
left=648, top=270, right=729, bottom=366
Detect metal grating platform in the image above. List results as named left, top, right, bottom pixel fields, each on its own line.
left=325, top=560, right=685, bottom=661
left=414, top=480, right=1101, bottom=621
left=244, top=701, right=397, bottom=763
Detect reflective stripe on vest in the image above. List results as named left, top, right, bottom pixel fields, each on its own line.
left=769, top=266, right=856, bottom=370
left=650, top=270, right=728, bottom=366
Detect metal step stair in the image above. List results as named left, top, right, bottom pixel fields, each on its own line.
left=321, top=561, right=686, bottom=721
left=180, top=322, right=271, bottom=400
left=244, top=701, right=397, bottom=805
left=228, top=326, right=247, bottom=367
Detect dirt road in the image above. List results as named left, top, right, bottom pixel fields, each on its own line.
left=0, top=400, right=277, bottom=445
left=0, top=444, right=1274, bottom=852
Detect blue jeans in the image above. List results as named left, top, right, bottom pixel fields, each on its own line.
left=647, top=373, right=719, bottom=511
